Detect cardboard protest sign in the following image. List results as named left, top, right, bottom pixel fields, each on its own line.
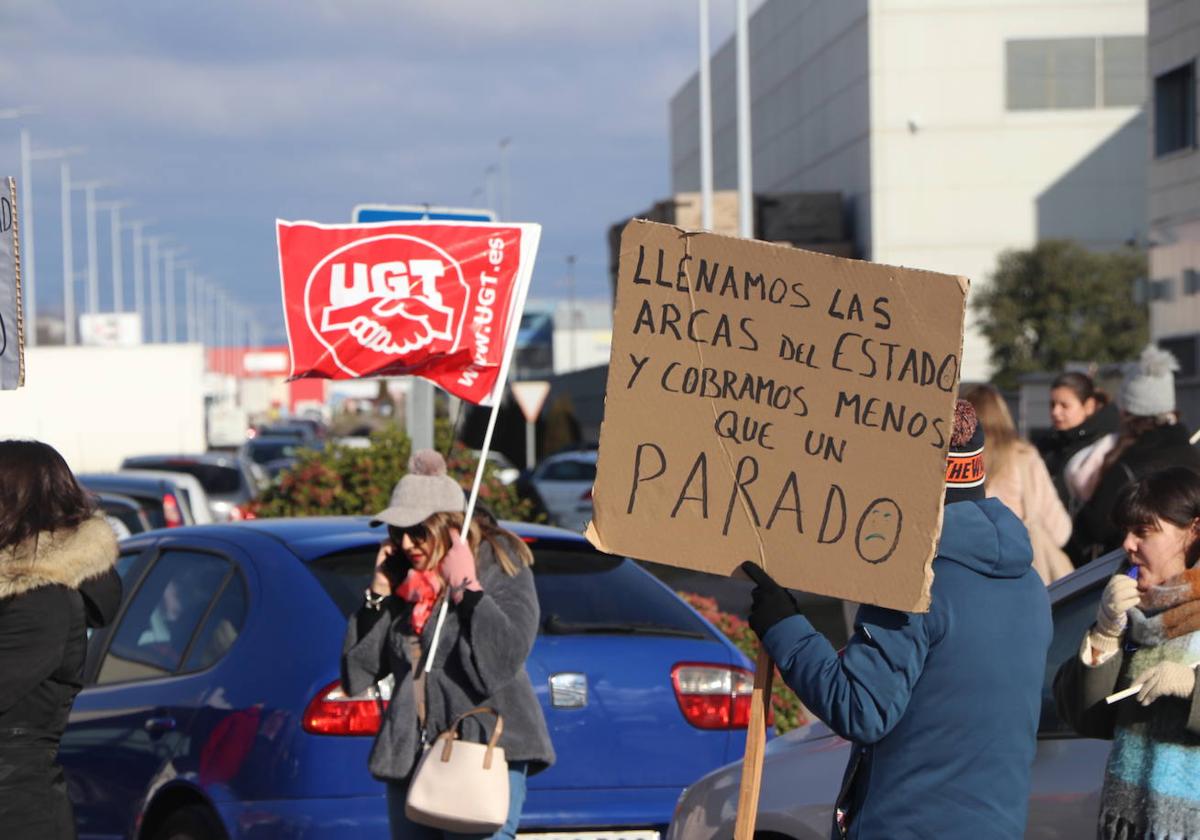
left=585, top=220, right=967, bottom=612
left=0, top=177, right=24, bottom=391
left=277, top=220, right=540, bottom=405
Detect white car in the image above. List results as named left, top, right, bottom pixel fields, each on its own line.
left=119, top=469, right=214, bottom=525
left=529, top=450, right=597, bottom=533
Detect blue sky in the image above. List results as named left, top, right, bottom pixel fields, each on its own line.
left=0, top=1, right=757, bottom=343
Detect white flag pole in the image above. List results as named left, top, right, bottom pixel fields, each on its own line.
left=425, top=223, right=541, bottom=673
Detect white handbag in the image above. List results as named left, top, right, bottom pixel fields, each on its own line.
left=406, top=707, right=510, bottom=834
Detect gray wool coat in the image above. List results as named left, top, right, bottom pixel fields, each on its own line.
left=341, top=538, right=555, bottom=782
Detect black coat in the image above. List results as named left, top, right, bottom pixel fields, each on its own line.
left=0, top=517, right=121, bottom=840
left=1071, top=423, right=1200, bottom=561
left=1036, top=402, right=1120, bottom=508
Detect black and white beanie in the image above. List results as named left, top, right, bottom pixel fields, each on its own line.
left=945, top=399, right=985, bottom=505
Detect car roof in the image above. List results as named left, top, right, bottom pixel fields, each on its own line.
left=93, top=491, right=141, bottom=509
left=79, top=472, right=175, bottom=491
left=176, top=516, right=593, bottom=563
left=123, top=453, right=246, bottom=469
left=541, top=450, right=598, bottom=463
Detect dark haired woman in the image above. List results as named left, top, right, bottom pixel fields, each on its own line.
left=0, top=440, right=122, bottom=839
left=342, top=450, right=554, bottom=839
left=1072, top=347, right=1200, bottom=562
left=1055, top=466, right=1200, bottom=838
left=1037, top=371, right=1119, bottom=512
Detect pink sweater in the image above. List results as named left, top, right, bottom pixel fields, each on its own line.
left=986, top=442, right=1073, bottom=583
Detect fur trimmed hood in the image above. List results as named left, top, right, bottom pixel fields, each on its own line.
left=0, top=516, right=118, bottom=599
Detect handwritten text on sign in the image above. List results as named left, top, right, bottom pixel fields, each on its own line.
left=585, top=221, right=967, bottom=612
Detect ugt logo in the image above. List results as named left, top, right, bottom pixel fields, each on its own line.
left=304, top=234, right=467, bottom=372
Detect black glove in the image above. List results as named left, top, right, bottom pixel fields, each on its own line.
left=741, top=561, right=800, bottom=639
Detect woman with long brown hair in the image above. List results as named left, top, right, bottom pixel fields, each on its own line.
left=965, top=385, right=1073, bottom=583
left=0, top=440, right=121, bottom=839
left=341, top=450, right=554, bottom=839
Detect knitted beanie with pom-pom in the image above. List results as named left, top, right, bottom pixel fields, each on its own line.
left=945, top=399, right=986, bottom=505
left=371, top=449, right=465, bottom=528
left=1120, top=344, right=1179, bottom=418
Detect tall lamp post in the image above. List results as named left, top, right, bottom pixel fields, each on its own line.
left=498, top=137, right=512, bottom=221
left=126, top=220, right=151, bottom=338
left=74, top=180, right=109, bottom=314
left=99, top=201, right=129, bottom=311
left=14, top=128, right=81, bottom=345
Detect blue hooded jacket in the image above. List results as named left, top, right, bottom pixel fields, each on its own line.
left=761, top=498, right=1052, bottom=840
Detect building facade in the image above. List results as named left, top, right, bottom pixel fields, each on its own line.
left=1147, top=0, right=1200, bottom=411
left=671, top=0, right=1148, bottom=381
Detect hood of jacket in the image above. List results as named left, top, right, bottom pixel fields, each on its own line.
left=937, top=498, right=1033, bottom=580
left=0, top=516, right=118, bottom=600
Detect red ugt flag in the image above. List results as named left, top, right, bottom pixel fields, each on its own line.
left=277, top=220, right=540, bottom=404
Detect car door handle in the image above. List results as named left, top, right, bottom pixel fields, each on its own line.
left=144, top=716, right=176, bottom=734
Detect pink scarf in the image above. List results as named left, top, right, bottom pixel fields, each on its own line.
left=394, top=569, right=442, bottom=635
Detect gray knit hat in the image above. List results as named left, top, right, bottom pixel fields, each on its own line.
left=371, top=449, right=465, bottom=528
left=1120, top=344, right=1180, bottom=417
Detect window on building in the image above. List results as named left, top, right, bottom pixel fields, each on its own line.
left=1006, top=36, right=1146, bottom=111
left=1185, top=269, right=1200, bottom=296
left=1101, top=36, right=1147, bottom=106
left=1154, top=62, right=1197, bottom=157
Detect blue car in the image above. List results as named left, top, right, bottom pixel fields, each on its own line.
left=60, top=517, right=760, bottom=839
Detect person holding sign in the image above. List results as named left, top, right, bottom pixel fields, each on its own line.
left=1054, top=466, right=1200, bottom=840
left=743, top=401, right=1051, bottom=840
left=340, top=450, right=554, bottom=840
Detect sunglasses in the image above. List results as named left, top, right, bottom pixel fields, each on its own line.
left=388, top=523, right=429, bottom=545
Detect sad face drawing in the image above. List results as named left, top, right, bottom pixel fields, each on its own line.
left=855, top=499, right=902, bottom=564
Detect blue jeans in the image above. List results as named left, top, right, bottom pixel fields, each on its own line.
left=386, top=761, right=528, bottom=840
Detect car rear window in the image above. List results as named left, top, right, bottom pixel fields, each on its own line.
left=136, top=461, right=243, bottom=495
left=306, top=540, right=711, bottom=639
left=247, top=442, right=301, bottom=464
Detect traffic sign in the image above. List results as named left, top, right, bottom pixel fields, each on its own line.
left=352, top=204, right=497, bottom=224
left=512, top=380, right=551, bottom=423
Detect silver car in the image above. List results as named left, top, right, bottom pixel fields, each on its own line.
left=667, top=550, right=1123, bottom=839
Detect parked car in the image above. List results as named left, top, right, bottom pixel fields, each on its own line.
left=238, top=436, right=321, bottom=475
left=93, top=492, right=152, bottom=537
left=120, top=469, right=214, bottom=525
left=61, top=519, right=763, bottom=839
left=665, top=550, right=1124, bottom=840
left=120, top=453, right=263, bottom=522
left=529, top=450, right=597, bottom=532
left=78, top=473, right=200, bottom=530
left=471, top=448, right=520, bottom=485
left=252, top=421, right=319, bottom=444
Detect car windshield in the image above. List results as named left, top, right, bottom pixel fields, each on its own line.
left=306, top=540, right=711, bottom=639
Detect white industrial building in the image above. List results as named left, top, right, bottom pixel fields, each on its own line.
left=1146, top=0, right=1200, bottom=393
left=670, top=0, right=1148, bottom=381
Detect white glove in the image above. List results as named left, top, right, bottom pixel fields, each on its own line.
left=1137, top=661, right=1198, bottom=705
left=1095, top=574, right=1140, bottom=638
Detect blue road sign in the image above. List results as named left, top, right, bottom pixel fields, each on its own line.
left=351, top=204, right=496, bottom=224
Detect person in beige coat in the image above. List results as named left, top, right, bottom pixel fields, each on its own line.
left=966, top=385, right=1073, bottom=583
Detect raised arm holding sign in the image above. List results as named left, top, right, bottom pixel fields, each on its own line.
left=587, top=221, right=1052, bottom=838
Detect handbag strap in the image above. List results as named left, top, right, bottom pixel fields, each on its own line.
left=436, top=706, right=506, bottom=769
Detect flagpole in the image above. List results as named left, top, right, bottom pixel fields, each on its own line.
left=424, top=224, right=540, bottom=673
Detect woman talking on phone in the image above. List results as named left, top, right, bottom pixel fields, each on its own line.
left=341, top=450, right=554, bottom=840
left=1054, top=466, right=1200, bottom=839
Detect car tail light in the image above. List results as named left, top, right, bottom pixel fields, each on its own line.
left=672, top=663, right=765, bottom=730
left=302, top=680, right=386, bottom=736
left=162, top=494, right=183, bottom=528
left=228, top=504, right=256, bottom=522
left=580, top=487, right=593, bottom=501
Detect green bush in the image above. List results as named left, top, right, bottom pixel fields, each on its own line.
left=678, top=592, right=809, bottom=734
left=249, top=421, right=540, bottom=522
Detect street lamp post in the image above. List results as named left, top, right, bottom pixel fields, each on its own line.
left=164, top=249, right=177, bottom=342
left=59, top=161, right=76, bottom=345
left=147, top=236, right=161, bottom=342
left=100, top=202, right=129, bottom=311
left=127, top=221, right=149, bottom=338
left=76, top=181, right=106, bottom=314
left=566, top=255, right=577, bottom=371
left=498, top=137, right=512, bottom=221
